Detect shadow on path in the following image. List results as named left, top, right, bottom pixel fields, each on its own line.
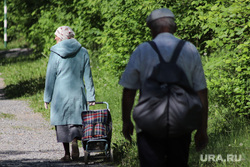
left=0, top=157, right=114, bottom=167
left=0, top=159, right=86, bottom=167
left=4, top=77, right=45, bottom=99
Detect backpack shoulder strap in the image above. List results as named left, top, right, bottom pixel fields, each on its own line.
left=148, top=41, right=165, bottom=63
left=170, top=40, right=186, bottom=63
left=148, top=40, right=186, bottom=63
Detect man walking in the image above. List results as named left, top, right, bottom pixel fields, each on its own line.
left=119, top=8, right=208, bottom=166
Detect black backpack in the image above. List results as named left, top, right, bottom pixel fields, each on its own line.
left=133, top=40, right=203, bottom=138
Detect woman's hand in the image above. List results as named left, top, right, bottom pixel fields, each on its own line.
left=88, top=101, right=95, bottom=106
left=44, top=102, right=49, bottom=109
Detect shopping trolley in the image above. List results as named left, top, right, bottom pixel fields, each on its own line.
left=81, top=102, right=113, bottom=164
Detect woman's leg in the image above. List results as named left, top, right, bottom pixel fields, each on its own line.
left=69, top=125, right=82, bottom=160
left=71, top=138, right=79, bottom=160
left=63, top=143, right=70, bottom=156
left=61, top=143, right=71, bottom=161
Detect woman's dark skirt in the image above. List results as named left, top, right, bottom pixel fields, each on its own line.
left=55, top=125, right=83, bottom=143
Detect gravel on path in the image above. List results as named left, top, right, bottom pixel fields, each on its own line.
left=0, top=73, right=115, bottom=167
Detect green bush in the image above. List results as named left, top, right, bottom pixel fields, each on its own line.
left=1, top=0, right=249, bottom=137
left=204, top=50, right=250, bottom=116
left=202, top=0, right=250, bottom=116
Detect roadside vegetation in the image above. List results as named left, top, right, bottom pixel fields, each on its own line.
left=0, top=0, right=249, bottom=166
left=0, top=42, right=249, bottom=166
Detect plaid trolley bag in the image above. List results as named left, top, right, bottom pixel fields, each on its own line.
left=81, top=102, right=113, bottom=164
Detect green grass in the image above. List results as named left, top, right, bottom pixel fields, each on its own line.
left=0, top=37, right=29, bottom=50
left=0, top=112, right=15, bottom=119
left=189, top=119, right=249, bottom=167
left=0, top=50, right=249, bottom=166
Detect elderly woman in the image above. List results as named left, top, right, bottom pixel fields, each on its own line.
left=44, top=26, right=95, bottom=161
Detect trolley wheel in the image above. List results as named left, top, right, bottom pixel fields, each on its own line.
left=84, top=151, right=89, bottom=164
left=106, top=148, right=114, bottom=162
left=110, top=148, right=114, bottom=162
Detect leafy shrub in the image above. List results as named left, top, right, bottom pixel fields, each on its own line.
left=202, top=0, right=250, bottom=116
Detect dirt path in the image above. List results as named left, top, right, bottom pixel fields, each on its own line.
left=0, top=73, right=115, bottom=166
left=0, top=74, right=5, bottom=100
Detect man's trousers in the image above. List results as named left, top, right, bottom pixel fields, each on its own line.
left=137, top=132, right=191, bottom=167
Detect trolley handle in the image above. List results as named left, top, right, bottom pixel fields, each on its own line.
left=92, top=101, right=109, bottom=109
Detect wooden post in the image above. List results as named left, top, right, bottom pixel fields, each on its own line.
left=4, top=0, right=7, bottom=48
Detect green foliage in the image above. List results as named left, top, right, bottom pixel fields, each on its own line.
left=0, top=37, right=28, bottom=50
left=1, top=0, right=249, bottom=164
left=0, top=1, right=3, bottom=38
left=28, top=1, right=77, bottom=55
left=201, top=0, right=250, bottom=53
left=175, top=0, right=217, bottom=54
left=1, top=51, right=249, bottom=166
left=0, top=0, right=51, bottom=43
left=204, top=49, right=250, bottom=116
left=97, top=0, right=157, bottom=76
left=180, top=0, right=250, bottom=116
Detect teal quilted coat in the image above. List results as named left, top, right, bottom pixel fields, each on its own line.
left=44, top=39, right=95, bottom=125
